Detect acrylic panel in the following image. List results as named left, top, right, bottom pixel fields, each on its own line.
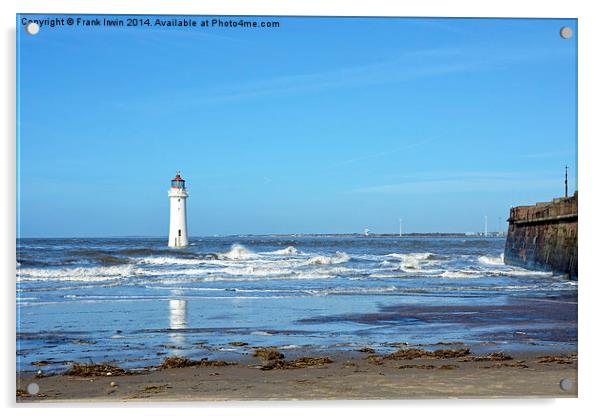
left=16, top=14, right=578, bottom=401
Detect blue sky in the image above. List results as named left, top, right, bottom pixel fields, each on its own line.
left=17, top=16, right=577, bottom=237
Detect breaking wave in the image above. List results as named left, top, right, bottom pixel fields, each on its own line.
left=478, top=254, right=504, bottom=266
left=270, top=246, right=301, bottom=255
left=17, top=265, right=134, bottom=282
left=386, top=252, right=439, bottom=261
left=498, top=268, right=554, bottom=277
left=440, top=270, right=484, bottom=279
left=138, top=256, right=205, bottom=266
left=307, top=251, right=350, bottom=265
left=219, top=244, right=256, bottom=260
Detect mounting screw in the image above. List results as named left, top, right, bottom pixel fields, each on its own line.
left=560, top=378, right=574, bottom=391
left=26, top=22, right=40, bottom=35
left=27, top=383, right=40, bottom=395
left=559, top=27, right=573, bottom=39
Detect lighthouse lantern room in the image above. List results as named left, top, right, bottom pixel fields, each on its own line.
left=168, top=172, right=189, bottom=248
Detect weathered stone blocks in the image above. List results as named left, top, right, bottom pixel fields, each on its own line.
left=504, top=192, right=577, bottom=279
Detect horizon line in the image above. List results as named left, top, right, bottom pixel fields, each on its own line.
left=16, top=231, right=505, bottom=239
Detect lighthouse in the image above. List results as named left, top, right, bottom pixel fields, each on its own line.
left=168, top=172, right=189, bottom=248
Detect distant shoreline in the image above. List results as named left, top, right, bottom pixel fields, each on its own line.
left=17, top=233, right=506, bottom=239
left=264, top=233, right=505, bottom=238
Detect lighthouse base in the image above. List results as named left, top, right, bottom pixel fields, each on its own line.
left=168, top=235, right=188, bottom=248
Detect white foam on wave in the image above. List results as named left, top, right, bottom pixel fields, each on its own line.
left=307, top=251, right=350, bottom=265
left=138, top=256, right=205, bottom=266
left=142, top=266, right=340, bottom=282
left=500, top=268, right=554, bottom=277
left=384, top=252, right=445, bottom=272
left=269, top=246, right=301, bottom=255
left=386, top=252, right=436, bottom=261
left=63, top=294, right=165, bottom=300
left=440, top=268, right=554, bottom=279
left=17, top=265, right=133, bottom=282
left=478, top=254, right=505, bottom=266
left=220, top=265, right=293, bottom=277
left=352, top=253, right=384, bottom=262
left=144, top=264, right=292, bottom=278
left=193, top=273, right=335, bottom=283
left=18, top=282, right=123, bottom=293
left=220, top=244, right=256, bottom=260
left=250, top=331, right=273, bottom=336
left=280, top=344, right=302, bottom=350
left=440, top=270, right=483, bottom=279
left=369, top=272, right=406, bottom=278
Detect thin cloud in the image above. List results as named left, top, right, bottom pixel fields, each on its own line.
left=345, top=172, right=560, bottom=194
left=175, top=60, right=477, bottom=106
left=519, top=150, right=574, bottom=159
left=111, top=41, right=572, bottom=112
left=111, top=49, right=486, bottom=111
left=332, top=137, right=437, bottom=168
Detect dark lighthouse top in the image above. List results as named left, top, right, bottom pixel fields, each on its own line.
left=171, top=173, right=185, bottom=189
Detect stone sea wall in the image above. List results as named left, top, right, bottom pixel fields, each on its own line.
left=504, top=192, right=578, bottom=279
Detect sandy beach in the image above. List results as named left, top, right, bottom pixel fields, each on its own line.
left=17, top=347, right=577, bottom=402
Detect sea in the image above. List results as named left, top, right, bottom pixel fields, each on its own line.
left=16, top=236, right=578, bottom=372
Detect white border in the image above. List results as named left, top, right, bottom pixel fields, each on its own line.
left=3, top=1, right=601, bottom=414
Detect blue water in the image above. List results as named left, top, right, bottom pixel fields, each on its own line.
left=16, top=236, right=577, bottom=372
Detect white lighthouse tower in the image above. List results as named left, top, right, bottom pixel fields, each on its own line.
left=168, top=172, right=189, bottom=248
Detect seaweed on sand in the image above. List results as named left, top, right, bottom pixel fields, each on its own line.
left=385, top=348, right=470, bottom=360
left=479, top=362, right=529, bottom=369
left=253, top=348, right=284, bottom=361
left=16, top=389, right=29, bottom=397
left=159, top=356, right=233, bottom=369
left=365, top=355, right=384, bottom=365
left=65, top=363, right=132, bottom=377
left=159, top=357, right=197, bottom=368
left=397, top=363, right=458, bottom=370
left=459, top=352, right=513, bottom=362
left=143, top=384, right=170, bottom=392
left=397, top=364, right=436, bottom=369
left=536, top=355, right=575, bottom=364
left=260, top=357, right=333, bottom=371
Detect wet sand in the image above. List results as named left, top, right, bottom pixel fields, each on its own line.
left=16, top=349, right=577, bottom=401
